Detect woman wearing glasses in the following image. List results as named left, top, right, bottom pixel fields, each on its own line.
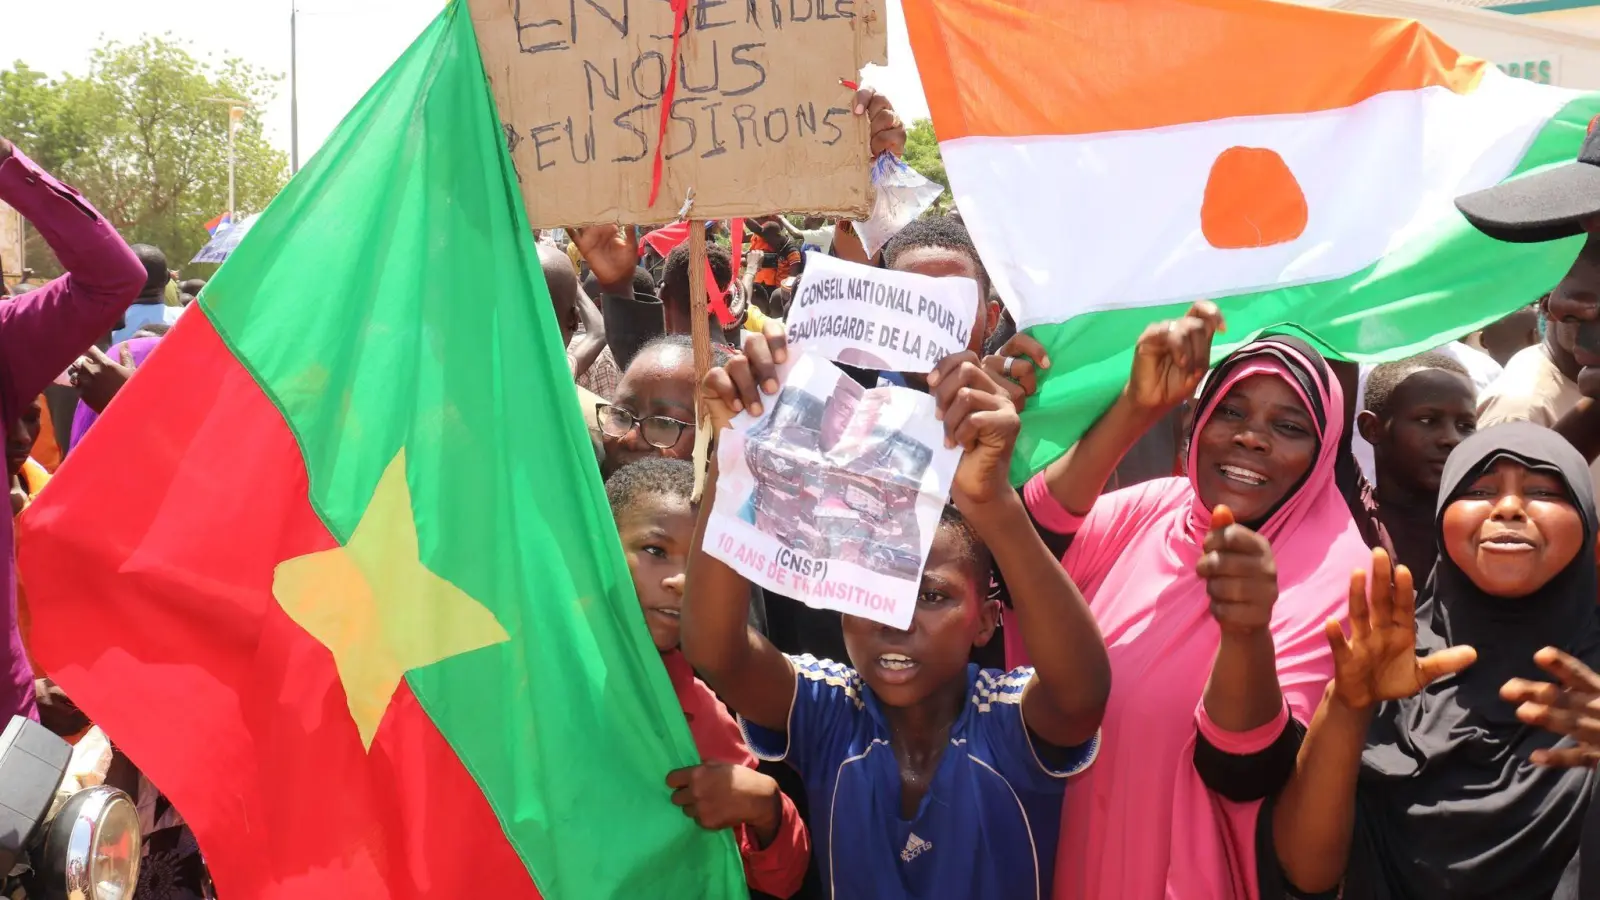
left=595, top=333, right=734, bottom=477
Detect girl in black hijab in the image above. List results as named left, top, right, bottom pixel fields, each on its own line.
left=1264, top=421, right=1600, bottom=900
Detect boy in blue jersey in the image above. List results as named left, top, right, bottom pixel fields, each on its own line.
left=683, top=331, right=1111, bottom=899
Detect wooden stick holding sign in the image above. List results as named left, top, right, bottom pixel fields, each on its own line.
left=688, top=220, right=714, bottom=502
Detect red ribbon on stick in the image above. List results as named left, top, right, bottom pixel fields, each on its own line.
left=648, top=0, right=691, bottom=208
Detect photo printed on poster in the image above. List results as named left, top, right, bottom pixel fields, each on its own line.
left=705, top=352, right=959, bottom=629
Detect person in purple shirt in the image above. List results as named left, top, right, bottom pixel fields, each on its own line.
left=0, top=137, right=147, bottom=722
left=67, top=335, right=161, bottom=452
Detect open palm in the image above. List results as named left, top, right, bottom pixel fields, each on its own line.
left=1502, top=647, right=1600, bottom=768
left=1326, top=549, right=1476, bottom=710
left=570, top=224, right=639, bottom=294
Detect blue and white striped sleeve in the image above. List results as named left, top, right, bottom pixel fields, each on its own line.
left=972, top=667, right=1099, bottom=791
left=740, top=654, right=866, bottom=780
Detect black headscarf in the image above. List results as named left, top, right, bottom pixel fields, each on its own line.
left=1342, top=422, right=1600, bottom=900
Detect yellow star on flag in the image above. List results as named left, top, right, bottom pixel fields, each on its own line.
left=273, top=449, right=510, bottom=749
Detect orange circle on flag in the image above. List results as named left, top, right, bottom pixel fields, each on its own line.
left=1200, top=147, right=1308, bottom=250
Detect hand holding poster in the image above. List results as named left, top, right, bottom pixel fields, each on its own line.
left=704, top=352, right=958, bottom=629
left=785, top=253, right=979, bottom=373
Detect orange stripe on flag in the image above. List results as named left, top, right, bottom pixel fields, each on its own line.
left=904, top=0, right=1486, bottom=140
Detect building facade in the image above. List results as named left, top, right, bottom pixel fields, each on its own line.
left=1494, top=0, right=1600, bottom=34
left=1321, top=0, right=1600, bottom=88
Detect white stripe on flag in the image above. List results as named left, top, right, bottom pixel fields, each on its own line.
left=943, top=71, right=1576, bottom=331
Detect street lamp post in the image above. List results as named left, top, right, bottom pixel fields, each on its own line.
left=290, top=0, right=300, bottom=174
left=228, top=105, right=241, bottom=217
left=202, top=98, right=251, bottom=218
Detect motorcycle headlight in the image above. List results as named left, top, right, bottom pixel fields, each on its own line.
left=36, top=785, right=140, bottom=900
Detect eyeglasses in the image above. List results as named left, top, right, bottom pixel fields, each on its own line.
left=596, top=404, right=692, bottom=449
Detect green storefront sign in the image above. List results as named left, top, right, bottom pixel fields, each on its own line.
left=1498, top=59, right=1555, bottom=83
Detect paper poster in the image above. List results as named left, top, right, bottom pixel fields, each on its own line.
left=704, top=352, right=959, bottom=630
left=784, top=253, right=980, bottom=374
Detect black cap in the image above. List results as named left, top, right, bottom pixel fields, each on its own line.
left=1456, top=118, right=1600, bottom=244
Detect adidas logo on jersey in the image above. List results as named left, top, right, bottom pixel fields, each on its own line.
left=900, top=832, right=933, bottom=863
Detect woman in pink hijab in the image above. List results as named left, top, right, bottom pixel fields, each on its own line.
left=994, top=302, right=1369, bottom=900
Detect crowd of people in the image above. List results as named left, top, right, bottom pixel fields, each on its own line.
left=9, top=81, right=1600, bottom=900
left=0, top=136, right=211, bottom=900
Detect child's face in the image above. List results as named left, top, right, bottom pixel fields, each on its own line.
left=617, top=492, right=697, bottom=652
left=841, top=525, right=997, bottom=708
left=1379, top=369, right=1478, bottom=496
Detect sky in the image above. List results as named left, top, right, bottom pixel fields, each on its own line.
left=0, top=0, right=930, bottom=169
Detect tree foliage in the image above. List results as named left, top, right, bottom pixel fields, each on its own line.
left=902, top=117, right=951, bottom=212
left=0, top=36, right=289, bottom=276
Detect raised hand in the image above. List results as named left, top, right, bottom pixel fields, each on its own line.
left=1126, top=301, right=1225, bottom=413
left=1502, top=647, right=1600, bottom=768
left=569, top=224, right=639, bottom=295
left=929, top=351, right=1020, bottom=507
left=569, top=289, right=607, bottom=379
left=698, top=320, right=788, bottom=431
left=981, top=333, right=1051, bottom=411
left=1196, top=505, right=1279, bottom=635
left=853, top=87, right=906, bottom=158
left=1327, top=549, right=1476, bottom=710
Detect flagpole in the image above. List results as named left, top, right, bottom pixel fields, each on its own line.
left=688, top=220, right=713, bottom=502
left=290, top=0, right=300, bottom=174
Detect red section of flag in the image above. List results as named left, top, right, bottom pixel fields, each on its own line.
left=17, top=312, right=542, bottom=899
left=641, top=222, right=691, bottom=258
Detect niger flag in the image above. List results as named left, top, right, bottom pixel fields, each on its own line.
left=905, top=0, right=1600, bottom=477
left=17, top=3, right=746, bottom=898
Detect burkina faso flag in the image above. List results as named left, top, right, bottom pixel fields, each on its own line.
left=16, top=2, right=747, bottom=897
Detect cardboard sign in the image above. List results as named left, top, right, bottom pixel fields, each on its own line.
left=704, top=352, right=959, bottom=630
left=785, top=252, right=979, bottom=373
left=468, top=0, right=888, bottom=227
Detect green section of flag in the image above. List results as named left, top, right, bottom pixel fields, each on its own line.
left=196, top=3, right=747, bottom=898
left=1014, top=92, right=1600, bottom=481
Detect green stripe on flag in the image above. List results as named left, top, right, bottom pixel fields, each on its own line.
left=197, top=2, right=748, bottom=897
left=1014, top=93, right=1600, bottom=482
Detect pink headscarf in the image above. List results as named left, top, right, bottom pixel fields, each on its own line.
left=1183, top=341, right=1343, bottom=543
left=1013, top=336, right=1369, bottom=900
